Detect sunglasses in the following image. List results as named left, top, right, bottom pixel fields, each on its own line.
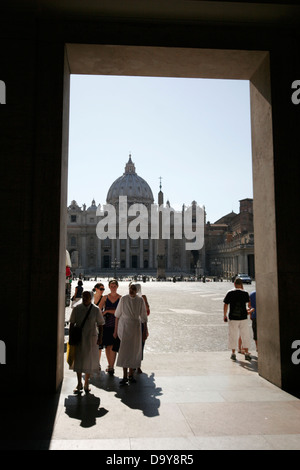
left=100, top=287, right=105, bottom=291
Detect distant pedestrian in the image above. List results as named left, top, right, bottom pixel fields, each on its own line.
left=134, top=283, right=150, bottom=374
left=69, top=291, right=105, bottom=393
left=249, top=290, right=257, bottom=351
left=71, top=280, right=83, bottom=308
left=223, top=277, right=252, bottom=361
left=114, top=283, right=148, bottom=385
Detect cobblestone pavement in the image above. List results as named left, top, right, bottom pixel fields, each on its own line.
left=65, top=279, right=257, bottom=355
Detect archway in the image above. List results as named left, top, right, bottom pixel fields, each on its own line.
left=62, top=45, right=277, bottom=388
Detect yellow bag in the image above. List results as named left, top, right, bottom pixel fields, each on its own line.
left=66, top=342, right=76, bottom=369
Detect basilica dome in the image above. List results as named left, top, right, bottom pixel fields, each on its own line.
left=106, top=155, right=154, bottom=206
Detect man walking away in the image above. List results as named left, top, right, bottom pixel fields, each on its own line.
left=223, top=277, right=252, bottom=362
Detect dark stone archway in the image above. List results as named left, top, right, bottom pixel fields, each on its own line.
left=1, top=1, right=299, bottom=398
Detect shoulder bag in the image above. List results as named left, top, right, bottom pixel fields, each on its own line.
left=69, top=304, right=93, bottom=346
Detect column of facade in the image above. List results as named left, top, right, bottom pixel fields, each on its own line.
left=81, top=231, right=86, bottom=269
left=201, top=243, right=206, bottom=275
left=225, top=257, right=229, bottom=278
left=140, top=238, right=143, bottom=269
left=149, top=238, right=153, bottom=268
left=235, top=256, right=239, bottom=274
left=154, top=240, right=157, bottom=268
left=238, top=251, right=247, bottom=273
left=111, top=238, right=115, bottom=268
left=167, top=239, right=172, bottom=270
left=181, top=239, right=187, bottom=272
left=117, top=238, right=120, bottom=264
left=126, top=238, right=130, bottom=268
left=97, top=238, right=101, bottom=269
left=231, top=256, right=235, bottom=275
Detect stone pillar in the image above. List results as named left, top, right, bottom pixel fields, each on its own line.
left=1, top=27, right=69, bottom=392
left=140, top=238, right=143, bottom=269
left=117, top=238, right=120, bottom=263
left=81, top=232, right=87, bottom=269
left=157, top=190, right=166, bottom=278
left=167, top=239, right=172, bottom=270
left=251, top=50, right=300, bottom=396
left=154, top=241, right=157, bottom=268
left=149, top=238, right=153, bottom=268
left=181, top=239, right=187, bottom=272
left=126, top=239, right=130, bottom=268
left=97, top=238, right=101, bottom=269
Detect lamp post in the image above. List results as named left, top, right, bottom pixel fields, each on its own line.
left=111, top=257, right=120, bottom=279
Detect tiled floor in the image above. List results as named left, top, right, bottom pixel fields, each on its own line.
left=48, top=351, right=300, bottom=450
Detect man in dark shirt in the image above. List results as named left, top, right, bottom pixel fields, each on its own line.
left=223, top=277, right=252, bottom=361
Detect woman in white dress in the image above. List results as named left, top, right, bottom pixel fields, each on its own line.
left=70, top=291, right=105, bottom=393
left=114, top=283, right=148, bottom=384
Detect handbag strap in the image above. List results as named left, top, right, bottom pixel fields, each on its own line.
left=80, top=304, right=93, bottom=330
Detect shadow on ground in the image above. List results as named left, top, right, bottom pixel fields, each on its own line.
left=90, top=371, right=162, bottom=418
left=64, top=392, right=109, bottom=427
left=236, top=353, right=258, bottom=373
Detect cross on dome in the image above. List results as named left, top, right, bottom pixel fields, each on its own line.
left=124, top=153, right=136, bottom=174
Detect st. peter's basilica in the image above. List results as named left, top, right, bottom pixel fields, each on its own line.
left=67, top=155, right=254, bottom=279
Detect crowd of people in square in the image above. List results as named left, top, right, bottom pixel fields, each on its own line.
left=67, top=274, right=256, bottom=394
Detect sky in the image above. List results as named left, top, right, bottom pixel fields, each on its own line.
left=68, top=75, right=252, bottom=223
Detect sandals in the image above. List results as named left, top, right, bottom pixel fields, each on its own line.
left=119, top=378, right=128, bottom=385
left=106, top=367, right=115, bottom=376
left=73, top=383, right=83, bottom=394
left=119, top=376, right=136, bottom=385
left=128, top=375, right=136, bottom=383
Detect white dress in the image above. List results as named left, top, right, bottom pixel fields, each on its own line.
left=70, top=303, right=105, bottom=374
left=115, top=294, right=147, bottom=369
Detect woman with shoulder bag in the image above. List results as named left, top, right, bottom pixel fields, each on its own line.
left=69, top=291, right=105, bottom=393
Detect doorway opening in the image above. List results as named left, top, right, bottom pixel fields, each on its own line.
left=67, top=70, right=254, bottom=279
left=63, top=44, right=276, bottom=382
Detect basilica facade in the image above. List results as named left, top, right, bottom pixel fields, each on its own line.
left=66, top=155, right=254, bottom=278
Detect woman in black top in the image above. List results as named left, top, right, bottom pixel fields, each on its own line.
left=93, top=283, right=105, bottom=370
left=98, top=279, right=121, bottom=375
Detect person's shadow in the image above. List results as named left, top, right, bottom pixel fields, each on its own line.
left=64, top=393, right=108, bottom=428
left=238, top=354, right=258, bottom=373
left=90, top=371, right=162, bottom=417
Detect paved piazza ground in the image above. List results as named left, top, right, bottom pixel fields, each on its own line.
left=66, top=279, right=257, bottom=355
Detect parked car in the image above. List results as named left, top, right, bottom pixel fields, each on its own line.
left=237, top=273, right=252, bottom=284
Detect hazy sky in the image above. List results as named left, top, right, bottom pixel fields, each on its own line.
left=68, top=75, right=252, bottom=223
